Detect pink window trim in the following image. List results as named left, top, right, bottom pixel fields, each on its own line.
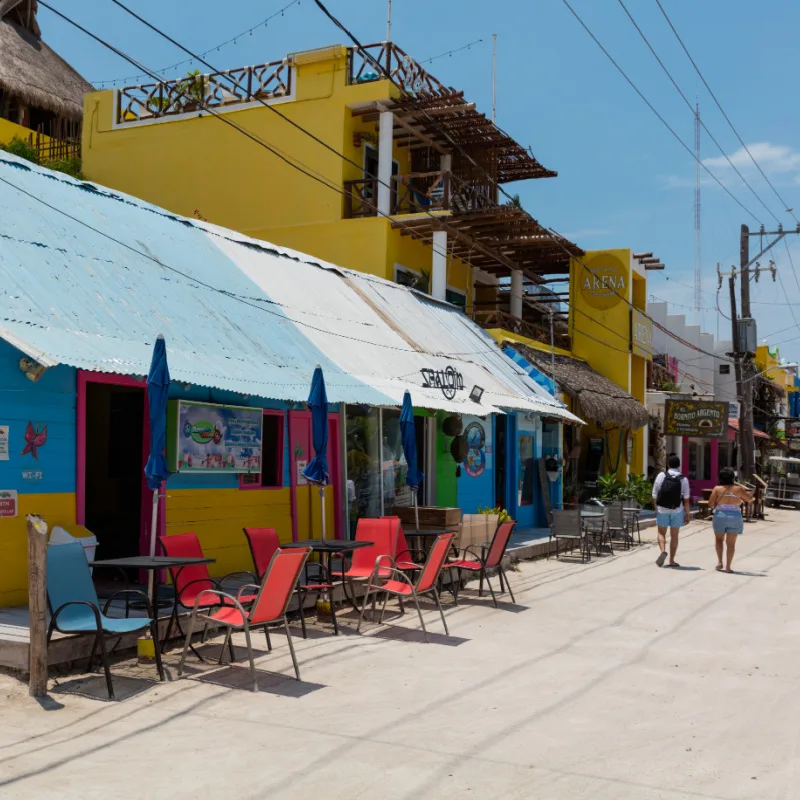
left=238, top=409, right=286, bottom=491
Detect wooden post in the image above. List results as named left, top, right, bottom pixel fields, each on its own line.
left=26, top=514, right=48, bottom=697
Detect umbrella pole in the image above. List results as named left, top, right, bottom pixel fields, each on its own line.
left=147, top=487, right=159, bottom=600
left=413, top=488, right=419, bottom=531
left=320, top=484, right=326, bottom=542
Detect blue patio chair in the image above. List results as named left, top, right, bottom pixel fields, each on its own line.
left=46, top=542, right=164, bottom=699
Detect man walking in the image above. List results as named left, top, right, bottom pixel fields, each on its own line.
left=652, top=454, right=691, bottom=567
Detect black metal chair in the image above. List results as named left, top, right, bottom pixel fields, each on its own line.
left=550, top=509, right=589, bottom=563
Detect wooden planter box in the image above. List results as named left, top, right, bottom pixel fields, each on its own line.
left=393, top=506, right=462, bottom=528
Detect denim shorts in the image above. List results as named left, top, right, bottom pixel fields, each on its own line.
left=656, top=508, right=685, bottom=529
left=712, top=506, right=744, bottom=535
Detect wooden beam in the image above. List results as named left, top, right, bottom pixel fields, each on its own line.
left=27, top=514, right=48, bottom=697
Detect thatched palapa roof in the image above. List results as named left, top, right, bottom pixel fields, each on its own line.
left=509, top=342, right=650, bottom=430
left=0, top=0, right=92, bottom=120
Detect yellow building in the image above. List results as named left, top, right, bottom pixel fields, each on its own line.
left=81, top=42, right=582, bottom=315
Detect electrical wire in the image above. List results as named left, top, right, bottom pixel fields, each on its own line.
left=310, top=0, right=737, bottom=367
left=555, top=0, right=761, bottom=224
left=420, top=39, right=484, bottom=65
left=92, top=0, right=302, bottom=86
left=616, top=0, right=781, bottom=224
left=654, top=0, right=799, bottom=225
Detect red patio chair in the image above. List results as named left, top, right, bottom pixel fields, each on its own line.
left=243, top=527, right=338, bottom=638
left=357, top=532, right=455, bottom=641
left=381, top=516, right=427, bottom=573
left=447, top=521, right=517, bottom=607
left=332, top=518, right=398, bottom=608
left=159, top=532, right=257, bottom=652
left=178, top=547, right=312, bottom=690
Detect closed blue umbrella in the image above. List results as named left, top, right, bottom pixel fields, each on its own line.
left=302, top=365, right=330, bottom=539
left=144, top=335, right=170, bottom=595
left=400, top=391, right=423, bottom=530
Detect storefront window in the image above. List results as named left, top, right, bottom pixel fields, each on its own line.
left=381, top=408, right=412, bottom=511
left=687, top=439, right=712, bottom=481
left=718, top=441, right=733, bottom=473
left=344, top=405, right=381, bottom=535
left=518, top=434, right=534, bottom=506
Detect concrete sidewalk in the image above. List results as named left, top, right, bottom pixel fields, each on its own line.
left=1, top=510, right=799, bottom=798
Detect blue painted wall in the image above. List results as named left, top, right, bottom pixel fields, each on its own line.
left=0, top=340, right=76, bottom=496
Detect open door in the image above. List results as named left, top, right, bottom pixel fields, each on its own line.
left=288, top=411, right=342, bottom=541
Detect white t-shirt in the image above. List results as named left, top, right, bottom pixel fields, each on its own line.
left=652, top=468, right=691, bottom=514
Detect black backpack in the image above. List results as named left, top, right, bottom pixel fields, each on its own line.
left=656, top=472, right=684, bottom=509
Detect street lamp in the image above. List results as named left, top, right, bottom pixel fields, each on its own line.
left=743, top=363, right=798, bottom=383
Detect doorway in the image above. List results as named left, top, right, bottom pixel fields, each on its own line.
left=79, top=377, right=147, bottom=564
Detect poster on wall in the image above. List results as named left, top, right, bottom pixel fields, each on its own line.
left=462, top=417, right=492, bottom=478
left=664, top=400, right=729, bottom=438
left=0, top=425, right=8, bottom=461
left=170, top=401, right=263, bottom=473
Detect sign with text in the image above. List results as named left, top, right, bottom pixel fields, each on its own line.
left=0, top=490, right=17, bottom=517
left=664, top=400, right=729, bottom=438
left=169, top=401, right=263, bottom=473
left=631, top=308, right=653, bottom=360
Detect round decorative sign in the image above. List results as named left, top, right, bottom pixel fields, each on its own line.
left=579, top=255, right=627, bottom=310
left=464, top=421, right=487, bottom=478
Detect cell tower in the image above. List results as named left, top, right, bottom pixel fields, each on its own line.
left=694, top=101, right=701, bottom=319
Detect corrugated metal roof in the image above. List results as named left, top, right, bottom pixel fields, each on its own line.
left=0, top=153, right=580, bottom=422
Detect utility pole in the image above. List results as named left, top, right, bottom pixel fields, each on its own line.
left=386, top=0, right=392, bottom=42
left=729, top=273, right=743, bottom=475
left=738, top=224, right=756, bottom=480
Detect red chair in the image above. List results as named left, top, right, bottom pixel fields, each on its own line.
left=381, top=516, right=426, bottom=573
left=448, top=521, right=518, bottom=607
left=357, top=532, right=455, bottom=641
left=244, top=527, right=338, bottom=638
left=178, top=547, right=312, bottom=690
left=159, top=532, right=257, bottom=652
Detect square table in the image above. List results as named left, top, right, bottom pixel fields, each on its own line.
left=89, top=555, right=215, bottom=673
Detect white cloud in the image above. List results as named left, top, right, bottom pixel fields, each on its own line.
left=703, top=142, right=800, bottom=174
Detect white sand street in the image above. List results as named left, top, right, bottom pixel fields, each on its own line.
left=1, top=510, right=799, bottom=799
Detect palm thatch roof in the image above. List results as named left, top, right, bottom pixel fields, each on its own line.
left=0, top=1, right=92, bottom=120
left=509, top=342, right=650, bottom=430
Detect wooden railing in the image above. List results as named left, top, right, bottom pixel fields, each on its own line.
left=474, top=310, right=571, bottom=351
left=343, top=171, right=494, bottom=218
left=23, top=131, right=80, bottom=161
left=116, top=61, right=291, bottom=124
left=348, top=42, right=454, bottom=97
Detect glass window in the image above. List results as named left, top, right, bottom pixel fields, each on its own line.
left=718, top=441, right=733, bottom=473
left=344, top=405, right=381, bottom=535
left=381, top=408, right=412, bottom=511
left=445, top=289, right=466, bottom=311
left=239, top=412, right=283, bottom=489
left=518, top=434, right=535, bottom=506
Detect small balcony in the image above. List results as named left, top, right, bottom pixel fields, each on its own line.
left=343, top=170, right=494, bottom=219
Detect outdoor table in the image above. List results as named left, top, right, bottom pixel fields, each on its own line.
left=403, top=527, right=459, bottom=557
left=579, top=511, right=605, bottom=519
left=89, top=555, right=215, bottom=670
left=283, top=539, right=373, bottom=618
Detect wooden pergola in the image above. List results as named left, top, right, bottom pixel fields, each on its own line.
left=392, top=205, right=583, bottom=282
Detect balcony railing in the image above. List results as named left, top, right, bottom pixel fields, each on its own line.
left=116, top=61, right=291, bottom=125
left=348, top=42, right=453, bottom=97
left=343, top=171, right=494, bottom=219
left=473, top=310, right=571, bottom=351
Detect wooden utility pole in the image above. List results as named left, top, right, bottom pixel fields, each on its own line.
left=729, top=274, right=743, bottom=476
left=739, top=225, right=755, bottom=480
left=26, top=514, right=48, bottom=697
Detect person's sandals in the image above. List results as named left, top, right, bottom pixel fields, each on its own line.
left=656, top=551, right=667, bottom=567
left=667, top=563, right=681, bottom=568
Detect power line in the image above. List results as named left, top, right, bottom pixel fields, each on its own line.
left=420, top=39, right=484, bottom=65
left=654, top=0, right=798, bottom=225
left=100, top=0, right=508, bottom=281
left=93, top=0, right=302, bottom=86
left=556, top=0, right=761, bottom=224
left=310, top=0, right=735, bottom=368
left=616, top=0, right=781, bottom=225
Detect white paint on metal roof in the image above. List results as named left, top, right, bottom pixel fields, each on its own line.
left=0, top=153, right=580, bottom=422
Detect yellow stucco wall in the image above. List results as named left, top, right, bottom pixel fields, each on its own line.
left=81, top=46, right=471, bottom=297
left=0, top=118, right=52, bottom=150
left=755, top=345, right=795, bottom=394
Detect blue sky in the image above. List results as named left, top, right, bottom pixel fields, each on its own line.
left=39, top=0, right=800, bottom=363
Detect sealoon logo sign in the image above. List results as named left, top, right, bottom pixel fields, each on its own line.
left=579, top=256, right=627, bottom=310
left=420, top=366, right=464, bottom=400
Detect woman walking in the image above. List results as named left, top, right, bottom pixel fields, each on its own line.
left=708, top=467, right=753, bottom=573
